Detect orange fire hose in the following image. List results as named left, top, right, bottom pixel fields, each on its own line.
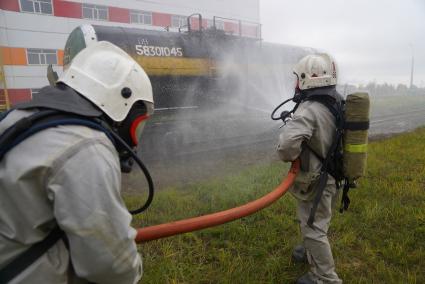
left=135, top=160, right=300, bottom=243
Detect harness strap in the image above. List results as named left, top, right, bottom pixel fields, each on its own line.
left=339, top=179, right=351, bottom=213
left=307, top=170, right=329, bottom=226
left=306, top=129, right=343, bottom=227
left=0, top=227, right=65, bottom=283
left=0, top=111, right=115, bottom=161
left=305, top=97, right=344, bottom=227
left=345, top=121, right=369, bottom=131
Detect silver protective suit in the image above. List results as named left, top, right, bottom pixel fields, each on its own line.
left=277, top=100, right=342, bottom=284
left=0, top=109, right=142, bottom=284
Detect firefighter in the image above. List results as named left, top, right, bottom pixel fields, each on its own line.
left=0, top=41, right=153, bottom=283
left=277, top=53, right=343, bottom=284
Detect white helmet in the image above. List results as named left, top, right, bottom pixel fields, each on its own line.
left=58, top=41, right=153, bottom=122
left=293, top=53, right=337, bottom=90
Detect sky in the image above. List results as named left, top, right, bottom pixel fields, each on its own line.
left=259, top=0, right=425, bottom=87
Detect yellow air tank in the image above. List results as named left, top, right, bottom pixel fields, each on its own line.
left=343, top=92, right=370, bottom=184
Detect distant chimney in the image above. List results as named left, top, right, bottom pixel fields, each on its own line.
left=410, top=54, right=414, bottom=89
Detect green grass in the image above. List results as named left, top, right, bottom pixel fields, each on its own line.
left=127, top=128, right=425, bottom=283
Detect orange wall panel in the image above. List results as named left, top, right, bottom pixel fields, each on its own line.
left=1, top=47, right=27, bottom=65
left=57, top=49, right=64, bottom=66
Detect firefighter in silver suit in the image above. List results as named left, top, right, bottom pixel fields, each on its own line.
left=0, top=41, right=153, bottom=283
left=277, top=53, right=343, bottom=284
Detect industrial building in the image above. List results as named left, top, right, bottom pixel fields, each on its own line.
left=0, top=0, right=260, bottom=110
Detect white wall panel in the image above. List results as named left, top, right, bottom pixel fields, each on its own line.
left=4, top=65, right=62, bottom=78
left=4, top=66, right=63, bottom=89
left=5, top=29, right=68, bottom=49
left=0, top=27, right=7, bottom=45
left=3, top=11, right=68, bottom=33
left=5, top=76, right=15, bottom=88
left=62, top=17, right=167, bottom=33
left=2, top=11, right=179, bottom=49
left=6, top=74, right=50, bottom=89
left=70, top=0, right=259, bottom=22
left=0, top=9, right=6, bottom=28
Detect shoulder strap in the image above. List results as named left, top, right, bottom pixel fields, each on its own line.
left=307, top=128, right=344, bottom=227
left=0, top=109, right=13, bottom=122
left=0, top=227, right=66, bottom=283
left=303, top=97, right=345, bottom=227
left=0, top=110, right=115, bottom=161
left=308, top=96, right=344, bottom=129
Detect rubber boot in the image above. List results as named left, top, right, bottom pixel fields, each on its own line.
left=292, top=244, right=307, bottom=263
left=295, top=273, right=315, bottom=284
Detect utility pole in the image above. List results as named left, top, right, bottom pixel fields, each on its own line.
left=409, top=44, right=414, bottom=89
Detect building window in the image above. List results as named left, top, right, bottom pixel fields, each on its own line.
left=130, top=10, right=152, bottom=25
left=20, top=0, right=53, bottom=15
left=82, top=3, right=108, bottom=20
left=171, top=15, right=187, bottom=28
left=31, top=88, right=41, bottom=96
left=27, top=49, right=57, bottom=65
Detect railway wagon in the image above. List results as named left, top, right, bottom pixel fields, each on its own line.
left=63, top=17, right=314, bottom=157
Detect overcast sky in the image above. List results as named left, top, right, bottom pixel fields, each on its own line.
left=260, top=0, right=425, bottom=87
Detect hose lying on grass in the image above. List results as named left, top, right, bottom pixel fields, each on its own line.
left=135, top=160, right=300, bottom=243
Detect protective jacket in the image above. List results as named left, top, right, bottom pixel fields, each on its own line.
left=277, top=89, right=337, bottom=200
left=0, top=86, right=142, bottom=283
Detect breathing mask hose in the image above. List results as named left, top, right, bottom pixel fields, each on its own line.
left=106, top=128, right=154, bottom=215
left=270, top=98, right=293, bottom=121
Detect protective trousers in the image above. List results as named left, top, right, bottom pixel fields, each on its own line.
left=297, top=184, right=342, bottom=284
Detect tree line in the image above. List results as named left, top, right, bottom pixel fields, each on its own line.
left=337, top=83, right=425, bottom=97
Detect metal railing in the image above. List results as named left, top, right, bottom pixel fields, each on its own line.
left=185, top=14, right=262, bottom=40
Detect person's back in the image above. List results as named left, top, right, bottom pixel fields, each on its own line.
left=0, top=108, right=142, bottom=283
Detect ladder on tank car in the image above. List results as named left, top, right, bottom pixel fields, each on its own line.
left=0, top=49, right=10, bottom=111
left=186, top=14, right=262, bottom=40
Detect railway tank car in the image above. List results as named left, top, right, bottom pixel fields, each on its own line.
left=62, top=17, right=315, bottom=158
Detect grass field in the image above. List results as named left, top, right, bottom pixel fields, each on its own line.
left=128, top=128, right=425, bottom=283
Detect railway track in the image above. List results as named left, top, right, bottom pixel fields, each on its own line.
left=369, top=108, right=425, bottom=135
left=140, top=106, right=425, bottom=162
left=127, top=105, right=425, bottom=190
